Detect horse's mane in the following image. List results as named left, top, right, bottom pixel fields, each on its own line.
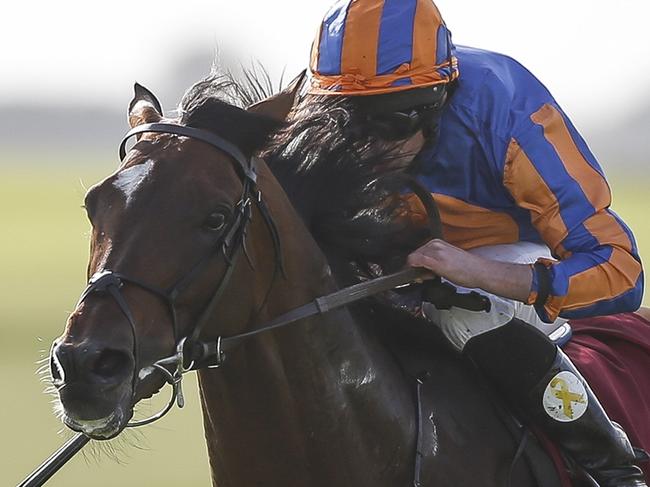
left=263, top=95, right=432, bottom=274
left=177, top=70, right=431, bottom=277
left=179, top=66, right=274, bottom=110
left=176, top=70, right=280, bottom=158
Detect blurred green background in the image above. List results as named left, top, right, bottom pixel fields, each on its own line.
left=2, top=152, right=648, bottom=486
left=1, top=156, right=213, bottom=486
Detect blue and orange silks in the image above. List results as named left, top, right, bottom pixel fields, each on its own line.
left=309, top=0, right=458, bottom=95
left=309, top=0, right=643, bottom=323
left=404, top=45, right=643, bottom=323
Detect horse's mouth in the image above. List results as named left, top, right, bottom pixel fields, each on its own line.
left=55, top=366, right=170, bottom=440
left=63, top=408, right=131, bottom=440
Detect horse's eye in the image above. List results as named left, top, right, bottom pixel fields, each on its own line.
left=204, top=212, right=227, bottom=231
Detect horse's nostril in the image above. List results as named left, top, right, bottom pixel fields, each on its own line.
left=91, top=349, right=131, bottom=380
left=50, top=352, right=63, bottom=384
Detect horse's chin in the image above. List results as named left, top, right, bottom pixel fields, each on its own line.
left=57, top=386, right=134, bottom=440
left=63, top=406, right=132, bottom=440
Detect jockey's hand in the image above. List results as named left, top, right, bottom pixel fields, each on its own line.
left=407, top=239, right=484, bottom=288
left=407, top=239, right=533, bottom=303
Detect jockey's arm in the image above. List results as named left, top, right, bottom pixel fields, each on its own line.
left=409, top=103, right=643, bottom=323
left=407, top=239, right=533, bottom=303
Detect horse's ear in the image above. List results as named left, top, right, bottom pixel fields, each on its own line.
left=247, top=70, right=306, bottom=122
left=128, top=82, right=163, bottom=128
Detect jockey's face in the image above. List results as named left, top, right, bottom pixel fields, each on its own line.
left=353, top=87, right=448, bottom=171
left=394, top=129, right=426, bottom=158
left=373, top=129, right=426, bottom=172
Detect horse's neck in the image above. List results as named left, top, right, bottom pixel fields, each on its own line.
left=196, top=161, right=547, bottom=487
left=196, top=162, right=415, bottom=486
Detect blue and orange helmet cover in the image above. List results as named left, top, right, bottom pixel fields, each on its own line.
left=309, top=0, right=459, bottom=96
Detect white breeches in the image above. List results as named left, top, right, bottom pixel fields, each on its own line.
left=422, top=241, right=568, bottom=352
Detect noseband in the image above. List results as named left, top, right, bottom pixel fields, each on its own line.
left=77, top=122, right=282, bottom=427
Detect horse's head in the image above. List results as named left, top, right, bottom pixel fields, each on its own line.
left=49, top=78, right=299, bottom=439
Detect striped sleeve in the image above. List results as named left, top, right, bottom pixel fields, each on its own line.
left=503, top=103, right=643, bottom=322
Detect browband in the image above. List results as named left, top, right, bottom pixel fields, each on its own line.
left=119, top=122, right=257, bottom=183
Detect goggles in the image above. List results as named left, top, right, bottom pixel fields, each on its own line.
left=363, top=104, right=442, bottom=141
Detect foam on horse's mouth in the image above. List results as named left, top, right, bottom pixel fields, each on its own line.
left=63, top=410, right=125, bottom=439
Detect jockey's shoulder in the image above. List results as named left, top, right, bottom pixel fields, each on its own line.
left=452, top=45, right=558, bottom=137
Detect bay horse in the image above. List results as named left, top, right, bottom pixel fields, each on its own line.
left=48, top=76, right=568, bottom=486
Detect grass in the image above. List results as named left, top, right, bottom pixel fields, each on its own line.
left=1, top=156, right=647, bottom=486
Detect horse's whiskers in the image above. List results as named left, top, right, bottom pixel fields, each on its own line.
left=35, top=358, right=51, bottom=377
left=78, top=427, right=147, bottom=465
left=36, top=364, right=50, bottom=376
left=52, top=399, right=64, bottom=417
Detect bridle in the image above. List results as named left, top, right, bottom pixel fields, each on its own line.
left=77, top=122, right=283, bottom=427
left=74, top=121, right=489, bottom=430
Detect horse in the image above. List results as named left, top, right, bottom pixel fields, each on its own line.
left=48, top=74, right=573, bottom=487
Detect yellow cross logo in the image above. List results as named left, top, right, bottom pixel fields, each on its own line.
left=550, top=377, right=586, bottom=419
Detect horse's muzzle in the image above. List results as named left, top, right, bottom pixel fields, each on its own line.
left=50, top=339, right=134, bottom=438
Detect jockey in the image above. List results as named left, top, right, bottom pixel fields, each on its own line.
left=308, top=1, right=646, bottom=486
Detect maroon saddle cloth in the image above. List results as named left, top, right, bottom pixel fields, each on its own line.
left=543, top=311, right=650, bottom=484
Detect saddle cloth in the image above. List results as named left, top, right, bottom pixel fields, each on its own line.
left=541, top=311, right=650, bottom=484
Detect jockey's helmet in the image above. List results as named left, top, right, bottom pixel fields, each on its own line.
left=308, top=0, right=459, bottom=102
